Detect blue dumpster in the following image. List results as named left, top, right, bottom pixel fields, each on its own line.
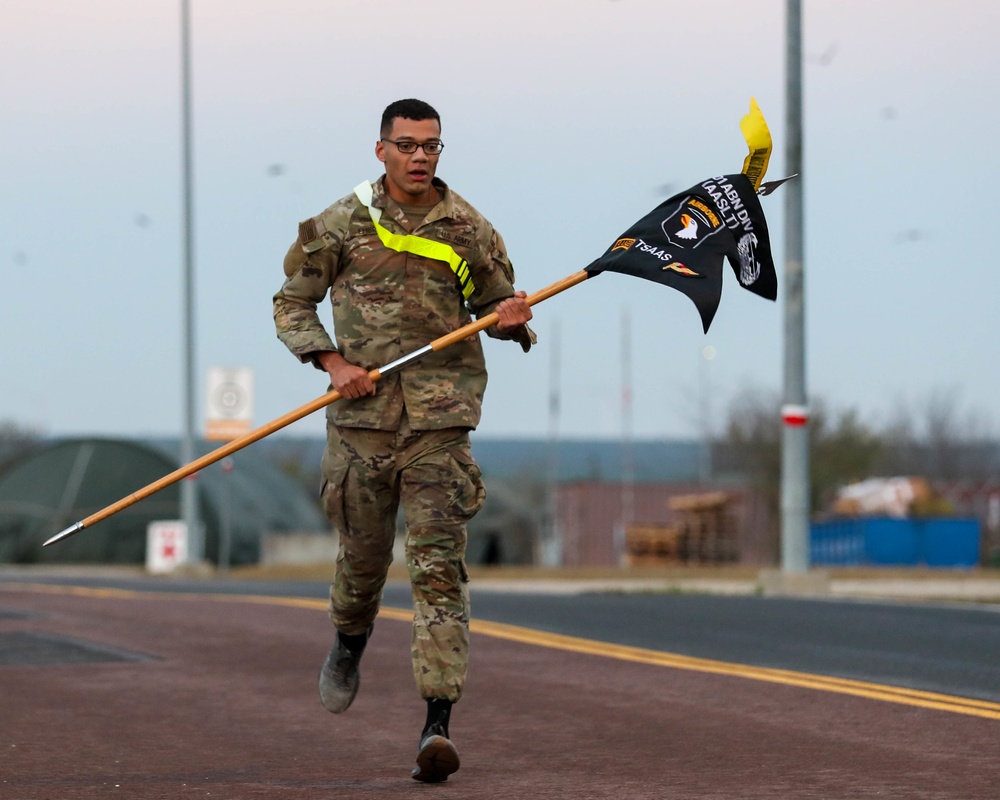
left=810, top=517, right=980, bottom=567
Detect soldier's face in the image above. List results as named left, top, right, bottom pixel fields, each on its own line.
left=376, top=116, right=442, bottom=204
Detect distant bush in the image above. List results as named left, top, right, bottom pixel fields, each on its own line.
left=0, top=421, right=41, bottom=476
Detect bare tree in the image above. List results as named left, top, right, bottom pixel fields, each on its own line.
left=0, top=420, right=41, bottom=475
left=716, top=389, right=882, bottom=514
left=878, top=388, right=995, bottom=480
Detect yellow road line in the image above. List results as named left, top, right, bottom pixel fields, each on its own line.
left=6, top=582, right=1000, bottom=721
left=467, top=617, right=1000, bottom=720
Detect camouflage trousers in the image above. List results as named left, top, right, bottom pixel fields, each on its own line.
left=321, top=410, right=485, bottom=703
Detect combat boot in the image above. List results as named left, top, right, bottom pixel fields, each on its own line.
left=411, top=699, right=460, bottom=783
left=317, top=626, right=371, bottom=713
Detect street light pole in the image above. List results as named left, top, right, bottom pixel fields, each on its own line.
left=180, top=0, right=202, bottom=562
left=780, top=0, right=809, bottom=572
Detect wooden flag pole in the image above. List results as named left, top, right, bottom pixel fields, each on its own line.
left=44, top=270, right=592, bottom=547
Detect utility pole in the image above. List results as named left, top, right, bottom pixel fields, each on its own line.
left=544, top=319, right=562, bottom=566
left=618, top=305, right=634, bottom=566
left=180, top=0, right=202, bottom=562
left=780, top=0, right=809, bottom=572
left=699, top=344, right=716, bottom=485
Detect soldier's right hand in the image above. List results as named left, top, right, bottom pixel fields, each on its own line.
left=317, top=351, right=377, bottom=399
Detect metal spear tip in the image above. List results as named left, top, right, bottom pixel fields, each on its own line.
left=757, top=174, right=798, bottom=196
left=43, top=521, right=85, bottom=547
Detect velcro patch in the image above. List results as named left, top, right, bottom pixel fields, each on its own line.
left=299, top=218, right=327, bottom=253
left=299, top=218, right=317, bottom=242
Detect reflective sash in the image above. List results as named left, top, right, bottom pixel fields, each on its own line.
left=354, top=181, right=474, bottom=300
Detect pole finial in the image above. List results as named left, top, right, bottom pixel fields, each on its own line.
left=43, top=521, right=84, bottom=547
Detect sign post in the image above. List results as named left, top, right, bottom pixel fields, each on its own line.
left=204, top=367, right=253, bottom=572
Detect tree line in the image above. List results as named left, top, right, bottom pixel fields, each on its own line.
left=713, top=387, right=998, bottom=516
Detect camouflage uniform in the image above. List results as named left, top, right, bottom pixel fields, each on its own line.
left=273, top=176, right=532, bottom=702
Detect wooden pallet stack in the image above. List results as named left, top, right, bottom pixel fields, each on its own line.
left=624, top=525, right=683, bottom=565
left=669, top=491, right=739, bottom=563
left=624, top=491, right=739, bottom=565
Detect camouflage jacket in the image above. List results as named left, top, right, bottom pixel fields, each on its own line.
left=273, top=176, right=533, bottom=431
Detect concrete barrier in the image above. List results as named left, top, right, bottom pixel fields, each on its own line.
left=260, top=532, right=338, bottom=565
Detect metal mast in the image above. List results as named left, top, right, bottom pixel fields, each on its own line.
left=180, top=0, right=202, bottom=562
left=780, top=0, right=809, bottom=572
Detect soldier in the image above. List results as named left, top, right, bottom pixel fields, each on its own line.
left=273, top=98, right=534, bottom=782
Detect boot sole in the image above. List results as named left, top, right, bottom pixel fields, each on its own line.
left=412, top=735, right=460, bottom=783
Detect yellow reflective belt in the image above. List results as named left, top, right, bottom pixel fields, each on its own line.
left=354, top=181, right=475, bottom=300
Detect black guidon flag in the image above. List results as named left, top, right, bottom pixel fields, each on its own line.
left=585, top=99, right=780, bottom=333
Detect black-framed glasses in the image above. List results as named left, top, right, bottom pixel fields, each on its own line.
left=380, top=138, right=445, bottom=155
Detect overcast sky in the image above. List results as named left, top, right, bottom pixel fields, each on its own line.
left=3, top=1, right=998, bottom=443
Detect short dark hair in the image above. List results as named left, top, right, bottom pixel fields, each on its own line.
left=380, top=99, right=440, bottom=137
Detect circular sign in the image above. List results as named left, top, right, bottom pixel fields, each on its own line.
left=212, top=380, right=248, bottom=418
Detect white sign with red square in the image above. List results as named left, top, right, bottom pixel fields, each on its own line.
left=146, top=520, right=188, bottom=574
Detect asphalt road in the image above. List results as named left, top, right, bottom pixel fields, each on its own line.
left=2, top=572, right=999, bottom=799
left=4, top=571, right=1000, bottom=703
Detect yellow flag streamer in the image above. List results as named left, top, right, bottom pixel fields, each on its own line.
left=740, top=97, right=772, bottom=192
